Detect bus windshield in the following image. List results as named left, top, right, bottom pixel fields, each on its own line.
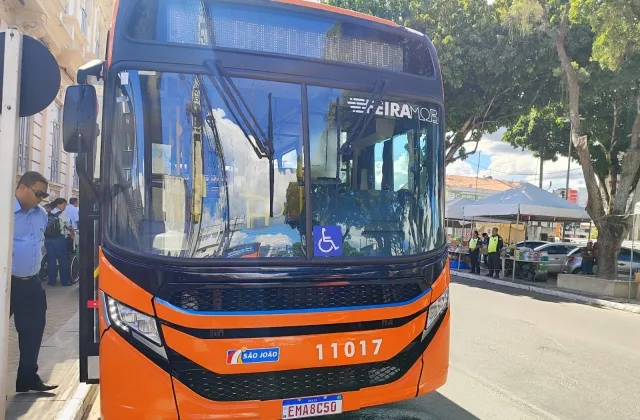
left=106, top=70, right=444, bottom=259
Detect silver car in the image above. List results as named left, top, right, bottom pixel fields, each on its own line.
left=516, top=240, right=550, bottom=250
left=533, top=243, right=580, bottom=274
left=563, top=246, right=640, bottom=275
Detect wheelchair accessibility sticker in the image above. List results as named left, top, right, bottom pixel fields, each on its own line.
left=313, top=225, right=342, bottom=257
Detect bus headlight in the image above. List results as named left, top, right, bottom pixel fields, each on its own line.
left=423, top=287, right=449, bottom=338
left=106, top=295, right=164, bottom=350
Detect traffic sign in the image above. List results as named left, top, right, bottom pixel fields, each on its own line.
left=0, top=31, right=60, bottom=117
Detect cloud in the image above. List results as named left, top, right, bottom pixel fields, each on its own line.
left=254, top=233, right=293, bottom=247
left=450, top=129, right=585, bottom=191
left=447, top=159, right=476, bottom=177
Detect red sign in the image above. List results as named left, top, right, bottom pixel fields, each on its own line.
left=567, top=189, right=578, bottom=204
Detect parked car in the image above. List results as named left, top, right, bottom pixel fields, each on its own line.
left=516, top=240, right=550, bottom=250
left=563, top=246, right=640, bottom=275
left=533, top=242, right=580, bottom=274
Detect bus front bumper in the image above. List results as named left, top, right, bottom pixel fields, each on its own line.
left=98, top=309, right=449, bottom=420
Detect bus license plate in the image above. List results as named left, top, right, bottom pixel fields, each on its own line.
left=282, top=395, right=343, bottom=419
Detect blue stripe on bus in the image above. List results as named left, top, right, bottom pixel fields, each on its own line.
left=154, top=288, right=431, bottom=316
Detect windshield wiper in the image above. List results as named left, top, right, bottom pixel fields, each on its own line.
left=203, top=59, right=276, bottom=218
left=339, top=78, right=388, bottom=156
left=203, top=59, right=273, bottom=159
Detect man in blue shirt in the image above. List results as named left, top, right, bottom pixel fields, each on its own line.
left=12, top=171, right=57, bottom=392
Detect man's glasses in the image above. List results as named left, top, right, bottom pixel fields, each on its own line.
left=29, top=187, right=49, bottom=199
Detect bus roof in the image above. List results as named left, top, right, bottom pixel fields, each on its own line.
left=272, top=0, right=399, bottom=28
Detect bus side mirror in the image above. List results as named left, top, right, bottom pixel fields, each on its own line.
left=62, top=84, right=98, bottom=154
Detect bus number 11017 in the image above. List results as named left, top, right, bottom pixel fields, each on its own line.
left=315, top=339, right=382, bottom=360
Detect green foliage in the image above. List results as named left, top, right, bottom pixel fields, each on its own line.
left=580, top=57, right=640, bottom=184
left=327, top=0, right=559, bottom=164
left=502, top=104, right=570, bottom=161
left=571, top=0, right=640, bottom=70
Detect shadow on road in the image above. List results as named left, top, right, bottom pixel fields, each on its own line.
left=332, top=391, right=479, bottom=419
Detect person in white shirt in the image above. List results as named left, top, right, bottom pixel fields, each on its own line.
left=44, top=198, right=74, bottom=286
left=63, top=197, right=79, bottom=231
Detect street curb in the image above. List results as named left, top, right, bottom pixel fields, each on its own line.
left=54, top=382, right=98, bottom=420
left=453, top=271, right=640, bottom=315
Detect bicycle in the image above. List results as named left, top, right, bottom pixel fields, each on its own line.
left=39, top=232, right=79, bottom=285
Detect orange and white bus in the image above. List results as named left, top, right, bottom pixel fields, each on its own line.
left=62, top=0, right=450, bottom=418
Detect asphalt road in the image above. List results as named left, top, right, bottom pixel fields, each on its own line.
left=85, top=276, right=640, bottom=420
left=338, top=276, right=640, bottom=420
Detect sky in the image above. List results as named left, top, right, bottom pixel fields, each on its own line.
left=447, top=128, right=587, bottom=198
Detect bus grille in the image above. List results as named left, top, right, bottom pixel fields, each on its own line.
left=165, top=282, right=424, bottom=312
left=170, top=337, right=424, bottom=402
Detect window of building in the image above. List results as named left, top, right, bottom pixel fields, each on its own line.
left=81, top=6, right=88, bottom=36
left=73, top=156, right=79, bottom=189
left=51, top=107, right=61, bottom=183
left=17, top=117, right=30, bottom=173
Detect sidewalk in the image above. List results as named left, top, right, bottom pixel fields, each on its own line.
left=5, top=284, right=91, bottom=420
left=452, top=268, right=640, bottom=315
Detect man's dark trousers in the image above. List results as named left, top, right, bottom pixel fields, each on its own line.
left=45, top=236, right=71, bottom=286
left=469, top=251, right=480, bottom=274
left=487, top=252, right=501, bottom=277
left=10, top=275, right=47, bottom=386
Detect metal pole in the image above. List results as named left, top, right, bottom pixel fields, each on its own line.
left=458, top=215, right=465, bottom=271
left=629, top=213, right=636, bottom=300
left=474, top=152, right=481, bottom=200
left=565, top=129, right=572, bottom=200
left=513, top=208, right=520, bottom=282
left=0, top=28, right=23, bottom=420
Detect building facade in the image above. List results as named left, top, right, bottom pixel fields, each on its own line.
left=1, top=0, right=112, bottom=202
left=445, top=175, right=519, bottom=201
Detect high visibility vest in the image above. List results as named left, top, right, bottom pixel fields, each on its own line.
left=469, top=238, right=478, bottom=250
left=488, top=236, right=499, bottom=253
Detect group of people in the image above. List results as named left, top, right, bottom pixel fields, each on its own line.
left=42, top=196, right=79, bottom=287
left=467, top=228, right=504, bottom=278
left=467, top=230, right=599, bottom=277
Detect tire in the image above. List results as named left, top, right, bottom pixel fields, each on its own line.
left=69, top=253, right=80, bottom=284
left=572, top=268, right=582, bottom=274
left=39, top=253, right=48, bottom=282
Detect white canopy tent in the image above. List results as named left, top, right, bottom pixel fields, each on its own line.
left=445, top=198, right=473, bottom=220
left=462, top=183, right=590, bottom=222
left=457, top=183, right=591, bottom=281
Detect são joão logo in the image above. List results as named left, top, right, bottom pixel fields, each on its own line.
left=226, top=346, right=281, bottom=364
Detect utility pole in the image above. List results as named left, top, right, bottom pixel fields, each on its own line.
left=0, top=28, right=23, bottom=420
left=565, top=131, right=572, bottom=200
left=539, top=155, right=544, bottom=188
left=0, top=29, right=59, bottom=419
left=474, top=151, right=481, bottom=200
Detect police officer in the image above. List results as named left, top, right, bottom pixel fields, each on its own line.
left=486, top=227, right=504, bottom=279
left=468, top=230, right=482, bottom=274
left=12, top=171, right=58, bottom=392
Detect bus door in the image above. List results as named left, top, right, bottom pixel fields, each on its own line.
left=62, top=69, right=104, bottom=384
left=78, top=179, right=100, bottom=384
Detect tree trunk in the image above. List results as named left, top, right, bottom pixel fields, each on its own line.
left=538, top=157, right=543, bottom=188
left=594, top=217, right=628, bottom=279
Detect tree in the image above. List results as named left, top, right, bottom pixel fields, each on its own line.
left=326, top=0, right=558, bottom=165
left=500, top=0, right=640, bottom=279
left=502, top=104, right=571, bottom=186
